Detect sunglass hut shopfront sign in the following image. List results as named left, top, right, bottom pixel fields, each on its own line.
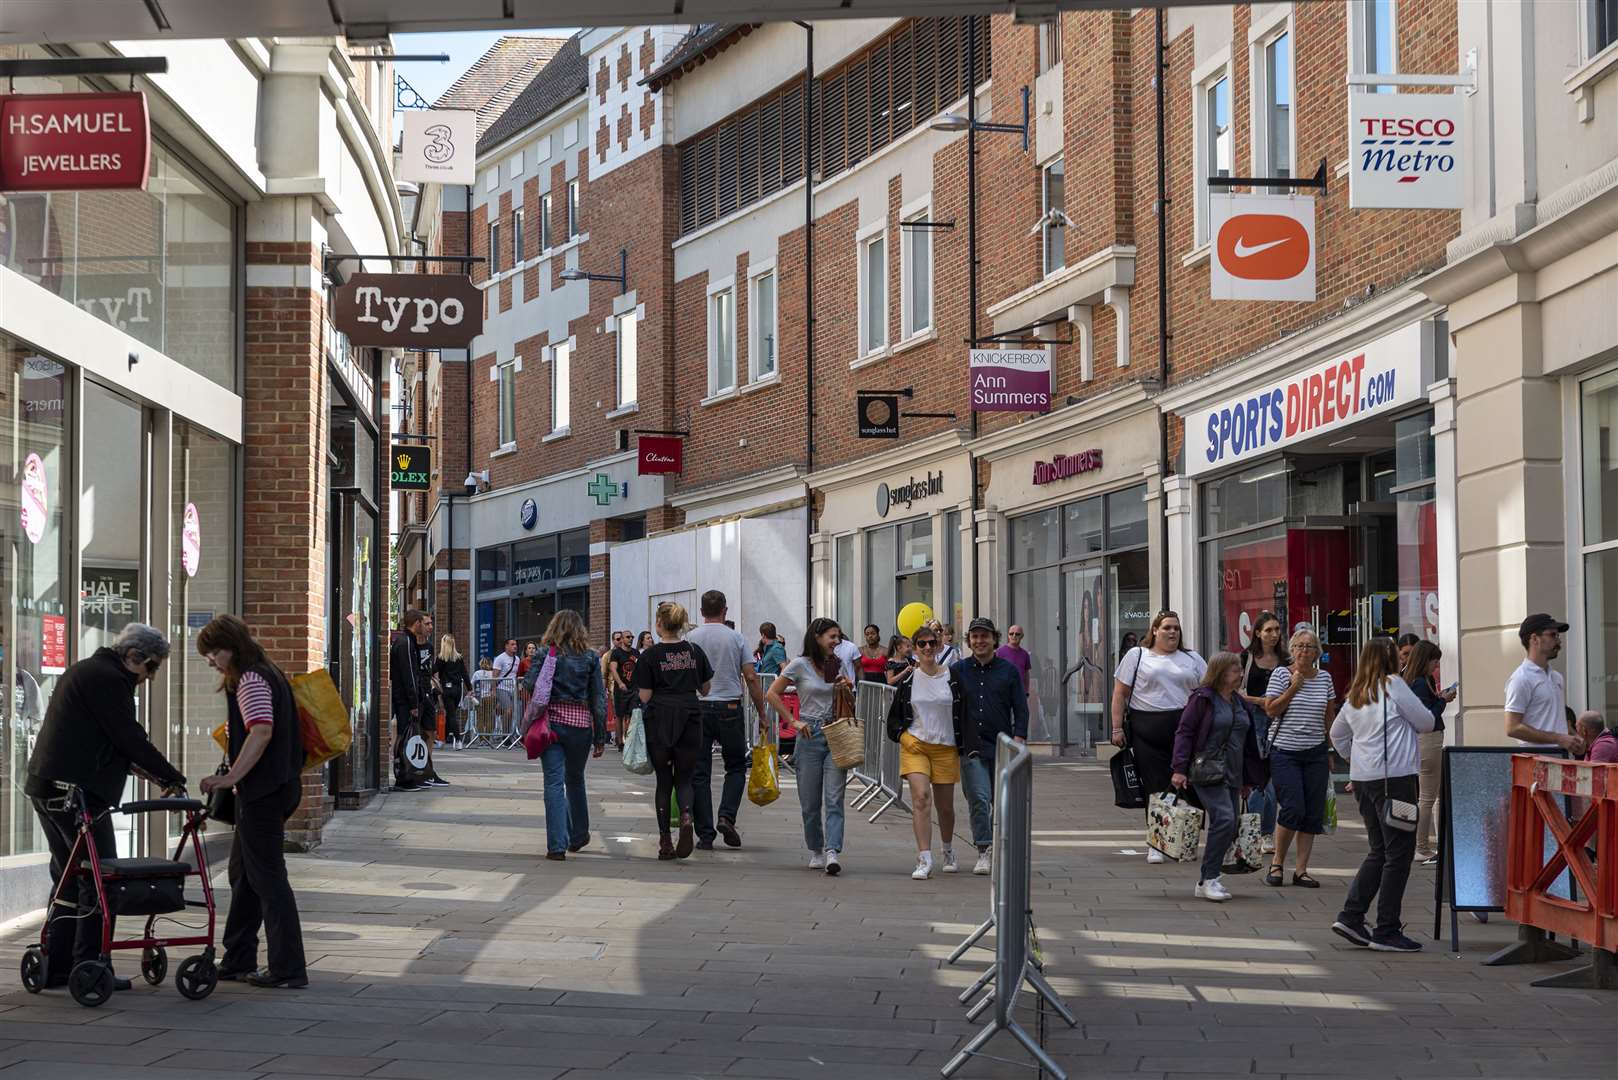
left=877, top=471, right=944, bottom=519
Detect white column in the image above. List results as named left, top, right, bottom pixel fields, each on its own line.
left=1429, top=377, right=1462, bottom=745
left=1163, top=474, right=1197, bottom=645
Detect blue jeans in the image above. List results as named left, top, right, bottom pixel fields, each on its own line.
left=693, top=699, right=748, bottom=842
left=541, top=722, right=593, bottom=854
left=960, top=753, right=993, bottom=852
left=1194, top=783, right=1240, bottom=882
left=793, top=728, right=846, bottom=853
left=1248, top=781, right=1278, bottom=836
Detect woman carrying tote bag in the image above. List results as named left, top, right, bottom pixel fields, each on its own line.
left=1110, top=611, right=1207, bottom=864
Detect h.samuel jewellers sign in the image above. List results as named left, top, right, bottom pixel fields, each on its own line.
left=1349, top=93, right=1464, bottom=210
left=0, top=93, right=150, bottom=191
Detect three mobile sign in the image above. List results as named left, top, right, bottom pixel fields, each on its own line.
left=1349, top=93, right=1464, bottom=210
left=1210, top=193, right=1316, bottom=302
left=0, top=92, right=150, bottom=191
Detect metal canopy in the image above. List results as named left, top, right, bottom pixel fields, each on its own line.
left=1, top=0, right=1221, bottom=45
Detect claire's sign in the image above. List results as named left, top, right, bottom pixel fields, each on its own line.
left=637, top=435, right=683, bottom=475
left=0, top=92, right=150, bottom=192
left=1032, top=449, right=1103, bottom=486
left=391, top=445, right=432, bottom=490
left=333, top=273, right=483, bottom=348
left=970, top=348, right=1051, bottom=412
left=1184, top=322, right=1428, bottom=476
left=1349, top=93, right=1464, bottom=210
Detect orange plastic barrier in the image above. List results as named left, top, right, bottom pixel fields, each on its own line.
left=1505, top=755, right=1617, bottom=953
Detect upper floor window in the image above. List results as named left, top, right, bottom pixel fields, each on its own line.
left=566, top=181, right=580, bottom=239
left=497, top=359, right=517, bottom=446
left=902, top=210, right=932, bottom=338
left=860, top=229, right=889, bottom=356
left=750, top=270, right=777, bottom=381
left=489, top=221, right=502, bottom=275
left=1256, top=27, right=1294, bottom=187
left=1038, top=19, right=1063, bottom=75
left=1591, top=0, right=1618, bottom=57
left=709, top=286, right=737, bottom=395
left=1349, top=0, right=1397, bottom=92
left=616, top=311, right=638, bottom=407
left=1042, top=159, right=1066, bottom=277
left=513, top=208, right=526, bottom=263
left=539, top=193, right=553, bottom=250
left=1196, top=72, right=1232, bottom=246
left=549, top=340, right=571, bottom=434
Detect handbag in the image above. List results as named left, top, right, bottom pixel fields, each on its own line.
left=1222, top=795, right=1264, bottom=873
left=1109, top=747, right=1147, bottom=809
left=1146, top=790, right=1204, bottom=862
left=621, top=707, right=654, bottom=775
left=1380, top=691, right=1418, bottom=832
left=205, top=762, right=236, bottom=826
left=522, top=648, right=558, bottom=760
left=1189, top=697, right=1239, bottom=786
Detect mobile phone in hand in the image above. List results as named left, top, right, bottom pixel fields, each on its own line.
left=1443, top=681, right=1459, bottom=695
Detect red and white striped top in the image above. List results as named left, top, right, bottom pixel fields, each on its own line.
left=237, top=670, right=275, bottom=729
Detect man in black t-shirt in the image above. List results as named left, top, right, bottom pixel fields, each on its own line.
left=608, top=630, right=638, bottom=748
left=416, top=613, right=448, bottom=787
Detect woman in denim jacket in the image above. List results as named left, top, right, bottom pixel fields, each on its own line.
left=525, top=610, right=607, bottom=860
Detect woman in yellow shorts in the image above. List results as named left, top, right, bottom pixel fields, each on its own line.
left=885, top=627, right=967, bottom=879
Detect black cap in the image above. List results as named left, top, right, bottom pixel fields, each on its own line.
left=967, top=617, right=999, bottom=638
left=1519, top=613, right=1569, bottom=646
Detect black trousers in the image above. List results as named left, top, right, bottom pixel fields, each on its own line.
left=222, top=783, right=307, bottom=979
left=692, top=699, right=748, bottom=842
left=32, top=797, right=118, bottom=980
left=1339, top=774, right=1419, bottom=935
left=647, top=697, right=702, bottom=835
left=1128, top=708, right=1200, bottom=810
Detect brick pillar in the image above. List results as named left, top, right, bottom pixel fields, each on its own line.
left=243, top=198, right=332, bottom=848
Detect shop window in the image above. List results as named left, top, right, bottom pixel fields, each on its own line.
left=866, top=521, right=934, bottom=637
left=559, top=529, right=591, bottom=580
left=866, top=526, right=897, bottom=637
left=478, top=545, right=511, bottom=591
left=1106, top=487, right=1149, bottom=549
left=1042, top=159, right=1066, bottom=276
left=1349, top=0, right=1398, bottom=91
left=1582, top=372, right=1618, bottom=717
left=1200, top=460, right=1288, bottom=536
left=944, top=509, right=962, bottom=631
left=616, top=311, right=638, bottom=407
left=750, top=270, right=777, bottom=381
left=835, top=534, right=855, bottom=632
left=708, top=287, right=736, bottom=395
left=1201, top=523, right=1288, bottom=654
left=1011, top=507, right=1062, bottom=571
left=1195, top=71, right=1231, bottom=246
left=514, top=536, right=558, bottom=587
left=1063, top=497, right=1103, bottom=559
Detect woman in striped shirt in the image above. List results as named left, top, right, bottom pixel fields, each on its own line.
left=1263, top=627, right=1339, bottom=888
left=526, top=610, right=607, bottom=860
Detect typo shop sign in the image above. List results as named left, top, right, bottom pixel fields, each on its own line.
left=0, top=93, right=150, bottom=191
left=1184, top=323, right=1427, bottom=476
left=1349, top=94, right=1464, bottom=210
left=877, top=470, right=943, bottom=519
left=333, top=273, right=483, bottom=348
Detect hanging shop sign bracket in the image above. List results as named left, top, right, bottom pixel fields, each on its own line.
left=857, top=388, right=956, bottom=439
left=0, top=57, right=168, bottom=79
left=1207, top=158, right=1329, bottom=193
left=968, top=314, right=1073, bottom=348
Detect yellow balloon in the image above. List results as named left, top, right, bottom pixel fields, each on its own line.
left=896, top=602, right=935, bottom=639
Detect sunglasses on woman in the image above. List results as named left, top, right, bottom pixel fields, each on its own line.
left=913, top=638, right=938, bottom=649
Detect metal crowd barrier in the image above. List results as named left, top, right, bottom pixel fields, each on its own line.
left=850, top=680, right=908, bottom=822
left=942, top=734, right=1076, bottom=1080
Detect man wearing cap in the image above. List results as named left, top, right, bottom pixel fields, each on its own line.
left=951, top=617, right=1028, bottom=876
left=1504, top=614, right=1583, bottom=756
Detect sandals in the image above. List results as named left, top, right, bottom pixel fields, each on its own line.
left=1292, top=871, right=1320, bottom=889
left=1265, top=863, right=1284, bottom=887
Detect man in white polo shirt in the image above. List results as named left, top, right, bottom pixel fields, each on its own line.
left=1503, top=613, right=1584, bottom=756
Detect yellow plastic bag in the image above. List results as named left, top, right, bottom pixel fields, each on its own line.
left=747, top=744, right=780, bottom=807
left=210, top=723, right=229, bottom=755
left=291, top=668, right=353, bottom=770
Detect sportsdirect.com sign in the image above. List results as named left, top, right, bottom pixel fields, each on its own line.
left=1349, top=94, right=1464, bottom=210
left=1184, top=322, right=1427, bottom=477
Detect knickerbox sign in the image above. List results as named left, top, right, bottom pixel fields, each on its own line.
left=334, top=273, right=483, bottom=348
left=1032, top=449, right=1103, bottom=486
left=1349, top=93, right=1464, bottom=210
left=637, top=436, right=683, bottom=475
left=391, top=445, right=432, bottom=490
left=877, top=471, right=944, bottom=519
left=1185, top=322, right=1427, bottom=476
left=970, top=348, right=1052, bottom=413
left=399, top=110, right=477, bottom=187
left=0, top=92, right=150, bottom=192
left=1210, top=193, right=1316, bottom=303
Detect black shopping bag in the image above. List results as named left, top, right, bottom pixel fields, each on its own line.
left=1110, top=746, right=1147, bottom=809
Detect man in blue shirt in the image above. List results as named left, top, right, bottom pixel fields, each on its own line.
left=951, top=617, right=1028, bottom=875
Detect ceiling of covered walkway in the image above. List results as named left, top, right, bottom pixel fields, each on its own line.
left=4, top=0, right=1225, bottom=45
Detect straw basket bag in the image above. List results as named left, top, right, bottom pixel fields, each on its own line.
left=821, top=683, right=864, bottom=770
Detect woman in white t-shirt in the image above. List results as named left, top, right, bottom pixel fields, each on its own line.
left=1111, top=611, right=1207, bottom=863
left=884, top=626, right=969, bottom=880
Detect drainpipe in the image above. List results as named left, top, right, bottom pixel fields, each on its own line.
left=967, top=14, right=981, bottom=617
left=1155, top=8, right=1171, bottom=605
left=799, top=21, right=815, bottom=630
left=464, top=184, right=474, bottom=647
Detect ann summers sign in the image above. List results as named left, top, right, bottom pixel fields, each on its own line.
left=334, top=273, right=483, bottom=348
left=1349, top=94, right=1464, bottom=210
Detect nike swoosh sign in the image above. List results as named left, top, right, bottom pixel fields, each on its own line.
left=1232, top=236, right=1291, bottom=258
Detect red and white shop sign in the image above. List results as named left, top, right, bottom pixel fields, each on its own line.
left=637, top=435, right=683, bottom=475
left=1209, top=193, right=1316, bottom=303
left=1032, top=449, right=1103, bottom=486
left=0, top=92, right=150, bottom=192
left=181, top=502, right=202, bottom=578
left=41, top=614, right=67, bottom=676
left=19, top=452, right=48, bottom=544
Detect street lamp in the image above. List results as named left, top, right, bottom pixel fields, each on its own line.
left=558, top=247, right=628, bottom=291
left=928, top=86, right=1031, bottom=152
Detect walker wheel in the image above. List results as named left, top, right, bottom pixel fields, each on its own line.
left=19, top=947, right=45, bottom=993
left=175, top=954, right=217, bottom=1000
left=141, top=945, right=168, bottom=986
left=68, top=960, right=114, bottom=1007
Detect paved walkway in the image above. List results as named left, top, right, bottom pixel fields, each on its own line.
left=0, top=747, right=1608, bottom=1079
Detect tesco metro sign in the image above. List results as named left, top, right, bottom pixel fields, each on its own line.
left=1349, top=93, right=1465, bottom=210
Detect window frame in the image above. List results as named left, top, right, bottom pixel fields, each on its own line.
left=748, top=264, right=778, bottom=383
left=1250, top=12, right=1296, bottom=188
left=1192, top=57, right=1232, bottom=248
left=539, top=193, right=552, bottom=251
left=707, top=280, right=738, bottom=396
left=566, top=180, right=580, bottom=239
left=615, top=309, right=638, bottom=408
left=488, top=220, right=502, bottom=275
left=513, top=207, right=526, bottom=264
left=547, top=339, right=572, bottom=436
left=1038, top=19, right=1063, bottom=76
left=1042, top=158, right=1066, bottom=277
left=900, top=199, right=934, bottom=340
left=496, top=358, right=518, bottom=447
left=1347, top=0, right=1399, bottom=93
left=857, top=220, right=889, bottom=358
left=1587, top=0, right=1618, bottom=60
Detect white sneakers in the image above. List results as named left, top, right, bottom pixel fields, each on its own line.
left=972, top=849, right=992, bottom=875
left=807, top=851, right=826, bottom=870
left=1195, top=877, right=1232, bottom=902
left=824, top=850, right=841, bottom=876
left=1146, top=848, right=1166, bottom=864
left=912, top=852, right=933, bottom=880
left=1261, top=835, right=1277, bottom=854
left=940, top=847, right=958, bottom=874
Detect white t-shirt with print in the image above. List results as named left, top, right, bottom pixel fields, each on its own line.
left=1114, top=647, right=1207, bottom=712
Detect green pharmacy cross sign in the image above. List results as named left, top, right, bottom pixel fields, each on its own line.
left=587, top=473, right=624, bottom=506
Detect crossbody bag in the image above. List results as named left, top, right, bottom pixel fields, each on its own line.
left=1380, top=687, right=1419, bottom=832
left=1189, top=698, right=1240, bottom=786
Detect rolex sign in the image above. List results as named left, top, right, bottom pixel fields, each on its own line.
left=391, top=445, right=432, bottom=491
